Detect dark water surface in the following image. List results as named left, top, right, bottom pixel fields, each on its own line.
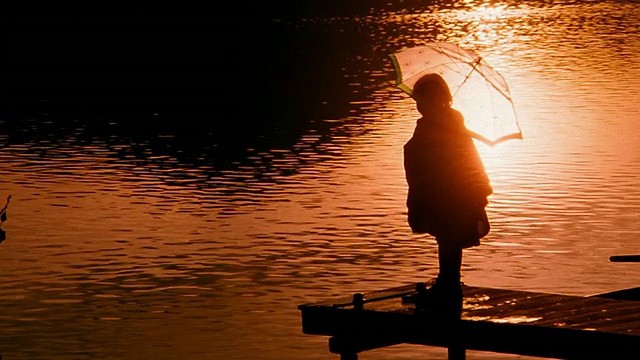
left=2, top=0, right=640, bottom=359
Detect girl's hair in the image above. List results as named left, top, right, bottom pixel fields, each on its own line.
left=412, top=73, right=452, bottom=107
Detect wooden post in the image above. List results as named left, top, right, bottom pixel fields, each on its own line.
left=448, top=299, right=465, bottom=360
left=448, top=345, right=466, bottom=360
left=340, top=353, right=358, bottom=360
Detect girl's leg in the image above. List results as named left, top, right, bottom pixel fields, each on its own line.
left=437, top=242, right=462, bottom=286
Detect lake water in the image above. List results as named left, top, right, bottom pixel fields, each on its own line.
left=2, top=0, right=640, bottom=359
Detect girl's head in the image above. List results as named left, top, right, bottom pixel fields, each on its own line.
left=412, top=73, right=452, bottom=114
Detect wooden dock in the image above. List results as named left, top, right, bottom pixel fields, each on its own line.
left=298, top=282, right=640, bottom=359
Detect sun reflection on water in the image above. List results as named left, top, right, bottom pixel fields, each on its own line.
left=466, top=315, right=543, bottom=324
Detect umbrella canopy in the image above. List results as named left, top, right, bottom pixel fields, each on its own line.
left=389, top=43, right=522, bottom=146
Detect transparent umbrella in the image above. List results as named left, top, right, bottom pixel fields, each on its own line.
left=389, top=43, right=523, bottom=146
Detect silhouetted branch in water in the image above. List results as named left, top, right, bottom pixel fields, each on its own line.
left=0, top=195, right=11, bottom=244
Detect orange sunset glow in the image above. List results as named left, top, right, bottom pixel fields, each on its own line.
left=2, top=1, right=640, bottom=359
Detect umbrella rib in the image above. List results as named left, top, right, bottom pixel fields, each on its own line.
left=405, top=44, right=512, bottom=102
left=470, top=130, right=523, bottom=147
left=472, top=61, right=513, bottom=101
left=452, top=57, right=482, bottom=98
left=482, top=73, right=523, bottom=144
left=390, top=43, right=523, bottom=146
left=430, top=42, right=513, bottom=102
left=428, top=43, right=474, bottom=63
